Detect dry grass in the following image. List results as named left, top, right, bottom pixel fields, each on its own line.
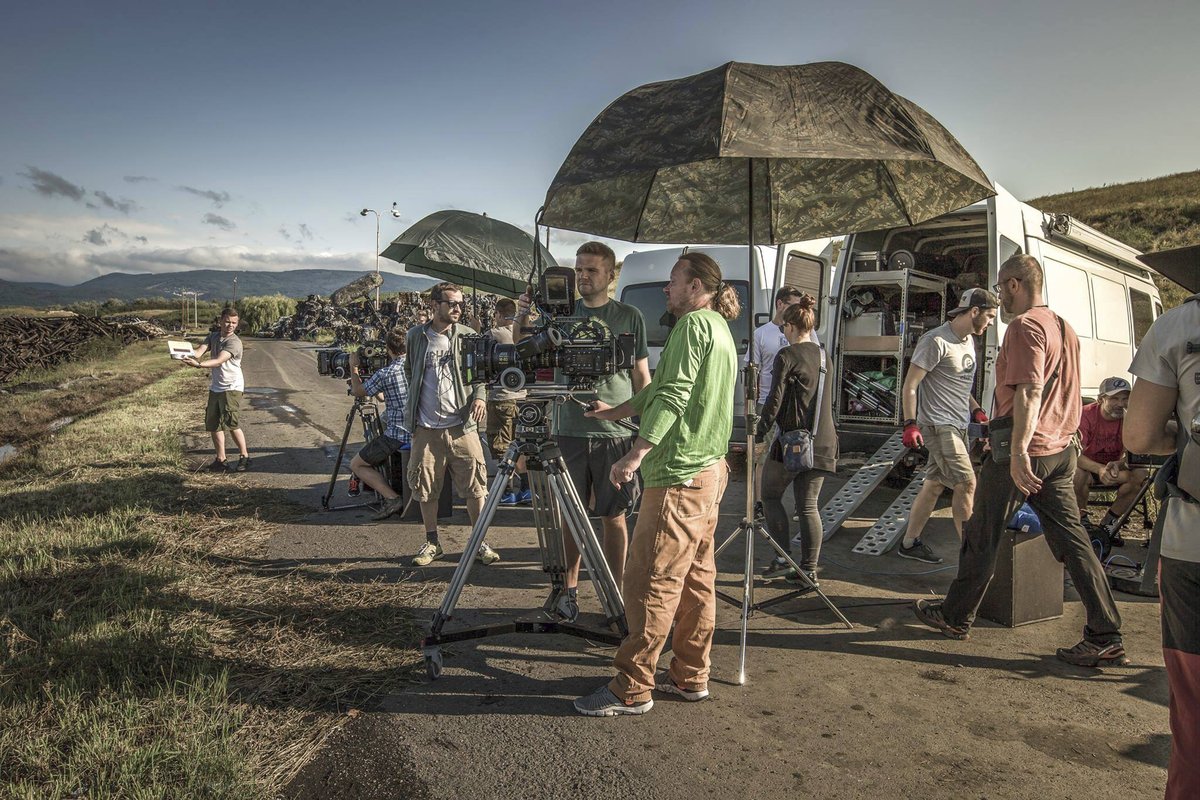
left=1, top=348, right=428, bottom=798
left=1029, top=169, right=1200, bottom=308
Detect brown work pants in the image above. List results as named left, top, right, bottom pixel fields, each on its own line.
left=609, top=460, right=729, bottom=703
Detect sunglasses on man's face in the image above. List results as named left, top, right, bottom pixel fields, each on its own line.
left=439, top=300, right=465, bottom=309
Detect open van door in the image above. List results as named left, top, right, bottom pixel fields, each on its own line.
left=983, top=184, right=1025, bottom=407
left=776, top=239, right=837, bottom=341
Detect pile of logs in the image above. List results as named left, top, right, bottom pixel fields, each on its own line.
left=0, top=315, right=167, bottom=383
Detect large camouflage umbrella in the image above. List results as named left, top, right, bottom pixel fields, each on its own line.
left=541, top=61, right=994, bottom=683
left=541, top=60, right=994, bottom=244
left=381, top=210, right=557, bottom=298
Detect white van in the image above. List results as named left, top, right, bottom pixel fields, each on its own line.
left=614, top=240, right=839, bottom=444
left=825, top=183, right=1164, bottom=450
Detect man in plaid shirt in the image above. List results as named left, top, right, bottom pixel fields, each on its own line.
left=349, top=327, right=410, bottom=517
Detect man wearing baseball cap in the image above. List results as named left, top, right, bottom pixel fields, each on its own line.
left=896, top=288, right=998, bottom=563
left=1074, top=376, right=1145, bottom=537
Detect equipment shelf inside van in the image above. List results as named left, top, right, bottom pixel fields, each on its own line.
left=827, top=183, right=1163, bottom=451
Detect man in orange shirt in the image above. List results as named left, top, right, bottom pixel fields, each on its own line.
left=914, top=255, right=1126, bottom=666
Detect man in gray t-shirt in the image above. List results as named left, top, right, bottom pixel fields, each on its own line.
left=184, top=307, right=250, bottom=472
left=896, top=289, right=997, bottom=563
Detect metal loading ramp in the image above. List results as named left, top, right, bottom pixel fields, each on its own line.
left=797, top=431, right=909, bottom=546
left=851, top=468, right=929, bottom=555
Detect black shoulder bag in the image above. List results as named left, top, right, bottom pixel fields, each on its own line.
left=989, top=313, right=1066, bottom=465
left=779, top=348, right=826, bottom=473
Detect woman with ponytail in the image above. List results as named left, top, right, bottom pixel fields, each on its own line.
left=756, top=293, right=838, bottom=585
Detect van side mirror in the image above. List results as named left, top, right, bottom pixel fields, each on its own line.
left=753, top=312, right=771, bottom=327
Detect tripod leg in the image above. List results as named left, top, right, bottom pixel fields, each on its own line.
left=428, top=460, right=514, bottom=635
left=751, top=522, right=852, bottom=628
left=321, top=402, right=359, bottom=510
left=549, top=469, right=626, bottom=631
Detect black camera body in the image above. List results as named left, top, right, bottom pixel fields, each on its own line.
left=317, top=339, right=391, bottom=380
left=460, top=321, right=637, bottom=391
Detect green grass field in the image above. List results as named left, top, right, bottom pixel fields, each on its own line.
left=1, top=345, right=424, bottom=798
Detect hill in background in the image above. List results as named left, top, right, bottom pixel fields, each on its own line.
left=1029, top=169, right=1200, bottom=306
left=0, top=269, right=435, bottom=308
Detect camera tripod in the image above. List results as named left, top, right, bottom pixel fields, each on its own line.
left=320, top=394, right=392, bottom=512
left=421, top=395, right=627, bottom=679
left=715, top=362, right=852, bottom=685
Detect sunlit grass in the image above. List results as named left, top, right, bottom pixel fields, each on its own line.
left=1, top=346, right=426, bottom=797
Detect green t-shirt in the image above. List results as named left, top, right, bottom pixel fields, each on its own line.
left=631, top=309, right=737, bottom=487
left=552, top=298, right=650, bottom=438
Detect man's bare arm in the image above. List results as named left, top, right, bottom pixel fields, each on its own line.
left=1124, top=378, right=1179, bottom=456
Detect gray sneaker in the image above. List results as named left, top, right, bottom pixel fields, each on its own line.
left=897, top=539, right=943, bottom=564
left=573, top=685, right=652, bottom=717
left=372, top=495, right=405, bottom=521
left=762, top=556, right=796, bottom=580
left=411, top=541, right=443, bottom=566
left=654, top=670, right=709, bottom=701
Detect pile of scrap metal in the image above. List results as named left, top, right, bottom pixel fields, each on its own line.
left=267, top=279, right=501, bottom=345
left=0, top=314, right=167, bottom=383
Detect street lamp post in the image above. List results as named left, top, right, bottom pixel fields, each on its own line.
left=361, top=202, right=402, bottom=310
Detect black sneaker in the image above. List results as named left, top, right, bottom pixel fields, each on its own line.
left=236, top=455, right=250, bottom=472
left=761, top=556, right=794, bottom=579
left=912, top=599, right=969, bottom=640
left=784, top=569, right=820, bottom=589
left=347, top=475, right=361, bottom=496
left=1056, top=639, right=1130, bottom=667
left=207, top=458, right=230, bottom=473
left=898, top=539, right=943, bottom=564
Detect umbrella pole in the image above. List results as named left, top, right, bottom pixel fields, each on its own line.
left=718, top=159, right=851, bottom=686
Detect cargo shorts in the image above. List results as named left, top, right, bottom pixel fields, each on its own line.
left=407, top=424, right=488, bottom=503
left=921, top=424, right=975, bottom=488
left=205, top=390, right=242, bottom=432
left=487, top=400, right=520, bottom=459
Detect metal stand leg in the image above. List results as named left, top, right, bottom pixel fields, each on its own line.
left=420, top=415, right=629, bottom=680
left=715, top=386, right=852, bottom=685
left=321, top=398, right=384, bottom=512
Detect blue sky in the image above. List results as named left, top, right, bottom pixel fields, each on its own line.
left=1, top=0, right=1197, bottom=287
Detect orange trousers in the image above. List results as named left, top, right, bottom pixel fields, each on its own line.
left=609, top=460, right=729, bottom=703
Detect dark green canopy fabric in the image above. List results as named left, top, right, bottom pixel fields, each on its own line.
left=381, top=210, right=557, bottom=297
left=1138, top=244, right=1200, bottom=293
left=541, top=61, right=995, bottom=244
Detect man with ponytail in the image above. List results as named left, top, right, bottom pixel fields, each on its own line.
left=573, top=251, right=738, bottom=716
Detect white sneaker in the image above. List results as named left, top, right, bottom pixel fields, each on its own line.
left=476, top=542, right=501, bottom=565
left=411, top=541, right=443, bottom=566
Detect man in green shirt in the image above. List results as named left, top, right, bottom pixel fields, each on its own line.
left=573, top=251, right=739, bottom=717
left=518, top=241, right=651, bottom=620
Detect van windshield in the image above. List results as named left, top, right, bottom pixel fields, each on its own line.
left=620, top=280, right=750, bottom=353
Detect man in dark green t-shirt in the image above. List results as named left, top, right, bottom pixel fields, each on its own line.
left=518, top=242, right=651, bottom=621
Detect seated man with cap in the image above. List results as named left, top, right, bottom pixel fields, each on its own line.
left=1074, top=376, right=1147, bottom=535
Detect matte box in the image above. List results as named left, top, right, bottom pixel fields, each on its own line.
left=978, top=529, right=1064, bottom=627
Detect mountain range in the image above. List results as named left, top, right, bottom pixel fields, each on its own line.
left=0, top=269, right=435, bottom=307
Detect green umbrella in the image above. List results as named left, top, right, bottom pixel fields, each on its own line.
left=380, top=210, right=557, bottom=297
left=541, top=60, right=994, bottom=244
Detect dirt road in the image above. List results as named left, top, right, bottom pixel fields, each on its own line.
left=229, top=340, right=1170, bottom=800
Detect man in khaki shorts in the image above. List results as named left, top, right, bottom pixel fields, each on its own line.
left=485, top=297, right=530, bottom=505
left=896, top=288, right=998, bottom=563
left=403, top=282, right=498, bottom=567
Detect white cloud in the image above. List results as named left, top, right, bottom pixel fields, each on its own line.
left=0, top=243, right=387, bottom=285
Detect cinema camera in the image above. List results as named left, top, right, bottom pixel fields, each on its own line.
left=316, top=340, right=391, bottom=380
left=459, top=266, right=637, bottom=391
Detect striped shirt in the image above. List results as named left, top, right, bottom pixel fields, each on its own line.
left=364, top=356, right=410, bottom=444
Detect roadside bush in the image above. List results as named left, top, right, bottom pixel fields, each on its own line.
left=236, top=294, right=297, bottom=334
